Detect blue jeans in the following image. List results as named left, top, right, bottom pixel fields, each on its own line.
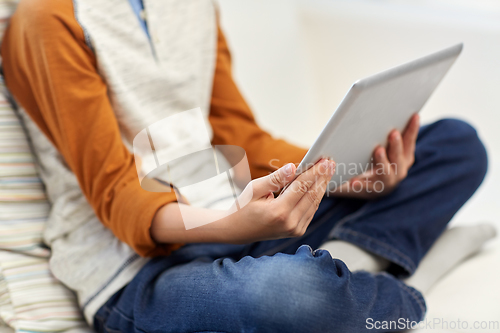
left=94, top=119, right=487, bottom=333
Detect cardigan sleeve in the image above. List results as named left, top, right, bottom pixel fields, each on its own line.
left=1, top=0, right=180, bottom=257
left=209, top=26, right=308, bottom=179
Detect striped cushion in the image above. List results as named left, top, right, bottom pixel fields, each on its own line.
left=0, top=77, right=51, bottom=258
left=0, top=2, right=92, bottom=331
left=0, top=251, right=93, bottom=332
left=0, top=0, right=50, bottom=259
left=0, top=82, right=91, bottom=331
left=0, top=81, right=91, bottom=331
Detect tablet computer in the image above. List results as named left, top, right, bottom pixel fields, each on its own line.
left=296, top=43, right=463, bottom=189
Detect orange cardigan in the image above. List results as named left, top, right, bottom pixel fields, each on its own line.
left=1, top=0, right=307, bottom=256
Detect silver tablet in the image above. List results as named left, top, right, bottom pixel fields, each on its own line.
left=296, top=43, right=463, bottom=189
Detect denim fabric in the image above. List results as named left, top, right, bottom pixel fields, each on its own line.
left=94, top=119, right=487, bottom=333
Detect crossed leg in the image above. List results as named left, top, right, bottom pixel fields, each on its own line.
left=94, top=119, right=490, bottom=333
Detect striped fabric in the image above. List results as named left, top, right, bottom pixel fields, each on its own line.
left=0, top=81, right=92, bottom=331
left=0, top=251, right=93, bottom=332
left=0, top=1, right=92, bottom=331
left=0, top=0, right=50, bottom=258
left=0, top=86, right=51, bottom=257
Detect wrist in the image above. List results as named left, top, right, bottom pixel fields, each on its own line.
left=151, top=202, right=241, bottom=245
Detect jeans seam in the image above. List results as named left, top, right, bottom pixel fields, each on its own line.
left=332, top=228, right=417, bottom=273
left=395, top=278, right=427, bottom=319
left=101, top=306, right=113, bottom=315
left=94, top=314, right=105, bottom=332
left=328, top=195, right=418, bottom=273
left=328, top=201, right=370, bottom=237
left=377, top=272, right=427, bottom=321
left=112, top=306, right=135, bottom=323
left=103, top=326, right=122, bottom=333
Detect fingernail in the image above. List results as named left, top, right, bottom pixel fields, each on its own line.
left=284, top=163, right=293, bottom=176
left=329, top=160, right=336, bottom=175
left=321, top=159, right=329, bottom=171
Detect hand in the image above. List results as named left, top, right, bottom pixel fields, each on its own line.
left=151, top=159, right=336, bottom=245
left=225, top=158, right=336, bottom=243
left=330, top=114, right=420, bottom=199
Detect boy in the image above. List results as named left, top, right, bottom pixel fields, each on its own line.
left=1, top=0, right=493, bottom=331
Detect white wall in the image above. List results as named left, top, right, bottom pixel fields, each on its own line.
left=216, top=0, right=320, bottom=147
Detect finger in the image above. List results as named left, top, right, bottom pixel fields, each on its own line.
left=351, top=177, right=370, bottom=194
left=373, top=145, right=392, bottom=178
left=251, top=163, right=296, bottom=198
left=281, top=159, right=334, bottom=210
left=387, top=130, right=405, bottom=172
left=353, top=177, right=386, bottom=198
left=290, top=162, right=332, bottom=224
left=296, top=199, right=318, bottom=235
left=327, top=179, right=349, bottom=196
left=331, top=175, right=371, bottom=198
left=402, top=114, right=420, bottom=161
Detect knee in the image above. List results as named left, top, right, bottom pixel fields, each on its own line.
left=433, top=117, right=474, bottom=136
left=429, top=118, right=487, bottom=181
left=234, top=246, right=425, bottom=331
left=237, top=247, right=351, bottom=330
left=237, top=248, right=425, bottom=331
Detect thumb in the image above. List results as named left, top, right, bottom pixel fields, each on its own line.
left=252, top=163, right=296, bottom=198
